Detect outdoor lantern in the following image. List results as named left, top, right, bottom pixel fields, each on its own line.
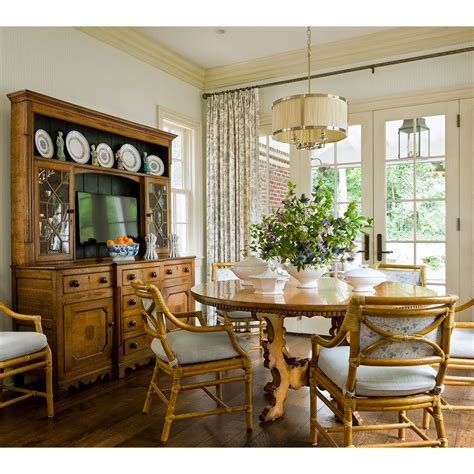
left=398, top=118, right=430, bottom=159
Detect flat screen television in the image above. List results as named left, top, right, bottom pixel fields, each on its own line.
left=77, top=192, right=139, bottom=244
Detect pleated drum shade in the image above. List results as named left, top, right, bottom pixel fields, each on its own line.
left=272, top=93, right=348, bottom=149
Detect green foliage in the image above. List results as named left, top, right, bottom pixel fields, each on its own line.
left=422, top=255, right=442, bottom=270
left=250, top=182, right=373, bottom=270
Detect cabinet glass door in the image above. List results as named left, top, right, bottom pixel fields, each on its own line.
left=148, top=179, right=170, bottom=250
left=37, top=163, right=73, bottom=260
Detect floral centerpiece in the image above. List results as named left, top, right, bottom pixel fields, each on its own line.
left=249, top=182, right=372, bottom=288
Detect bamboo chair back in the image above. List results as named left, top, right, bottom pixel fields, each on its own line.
left=374, top=263, right=427, bottom=287
left=340, top=295, right=458, bottom=395
left=211, top=262, right=237, bottom=282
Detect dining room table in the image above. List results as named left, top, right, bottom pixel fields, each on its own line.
left=191, top=277, right=437, bottom=422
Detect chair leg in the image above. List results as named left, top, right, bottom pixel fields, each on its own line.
left=143, top=361, right=160, bottom=414
left=215, top=371, right=222, bottom=404
left=398, top=410, right=406, bottom=440
left=343, top=399, right=354, bottom=448
left=161, top=371, right=180, bottom=444
left=422, top=408, right=431, bottom=429
left=45, top=346, right=54, bottom=418
left=259, top=322, right=264, bottom=349
left=433, top=398, right=448, bottom=448
left=309, top=371, right=318, bottom=446
left=244, top=366, right=253, bottom=431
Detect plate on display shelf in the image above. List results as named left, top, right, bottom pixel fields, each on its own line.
left=35, top=129, right=54, bottom=158
left=147, top=155, right=165, bottom=176
left=119, top=144, right=141, bottom=172
left=96, top=143, right=114, bottom=168
left=66, top=130, right=90, bottom=164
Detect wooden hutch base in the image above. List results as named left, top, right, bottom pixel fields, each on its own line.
left=8, top=90, right=195, bottom=395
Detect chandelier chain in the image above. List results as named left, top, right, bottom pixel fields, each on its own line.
left=307, top=26, right=311, bottom=94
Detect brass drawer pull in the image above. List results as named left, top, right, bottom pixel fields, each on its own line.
left=166, top=269, right=173, bottom=275
left=108, top=321, right=115, bottom=327
left=100, top=276, right=109, bottom=284
left=129, top=342, right=138, bottom=349
left=128, top=273, right=137, bottom=281
left=129, top=298, right=137, bottom=306
left=70, top=280, right=81, bottom=287
left=151, top=271, right=157, bottom=278
left=128, top=320, right=137, bottom=327
left=184, top=267, right=190, bottom=273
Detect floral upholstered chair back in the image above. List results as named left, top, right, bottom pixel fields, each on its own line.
left=342, top=295, right=457, bottom=392
left=374, top=263, right=426, bottom=287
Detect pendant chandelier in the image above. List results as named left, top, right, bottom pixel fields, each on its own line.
left=272, top=27, right=348, bottom=150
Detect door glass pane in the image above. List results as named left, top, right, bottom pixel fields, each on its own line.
left=337, top=167, right=361, bottom=202
left=313, top=166, right=335, bottom=195
left=148, top=182, right=168, bottom=248
left=383, top=112, right=447, bottom=289
left=416, top=201, right=445, bottom=241
left=386, top=201, right=414, bottom=240
left=337, top=124, right=361, bottom=164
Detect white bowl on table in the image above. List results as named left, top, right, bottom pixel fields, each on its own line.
left=342, top=266, right=387, bottom=293
left=248, top=268, right=289, bottom=295
left=230, top=256, right=267, bottom=286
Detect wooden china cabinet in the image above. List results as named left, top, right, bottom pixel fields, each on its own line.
left=8, top=90, right=195, bottom=396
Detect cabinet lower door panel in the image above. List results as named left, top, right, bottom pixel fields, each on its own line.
left=63, top=298, right=114, bottom=375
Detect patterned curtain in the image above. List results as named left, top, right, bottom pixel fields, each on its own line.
left=206, top=88, right=260, bottom=274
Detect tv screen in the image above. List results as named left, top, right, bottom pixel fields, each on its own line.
left=77, top=192, right=138, bottom=244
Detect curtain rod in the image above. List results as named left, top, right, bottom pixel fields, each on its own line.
left=202, top=47, right=474, bottom=99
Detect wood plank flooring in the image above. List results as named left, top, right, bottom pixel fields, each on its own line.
left=0, top=334, right=473, bottom=447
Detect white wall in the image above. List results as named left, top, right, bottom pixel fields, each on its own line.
left=0, top=27, right=203, bottom=328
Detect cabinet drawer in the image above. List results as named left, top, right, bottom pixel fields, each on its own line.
left=123, top=313, right=144, bottom=335
left=163, top=262, right=192, bottom=280
left=142, top=267, right=161, bottom=284
left=122, top=269, right=144, bottom=286
left=63, top=271, right=112, bottom=293
left=122, top=294, right=141, bottom=312
left=123, top=334, right=150, bottom=356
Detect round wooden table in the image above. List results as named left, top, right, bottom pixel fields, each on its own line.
left=191, top=278, right=436, bottom=422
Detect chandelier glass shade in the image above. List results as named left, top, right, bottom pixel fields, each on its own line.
left=271, top=27, right=348, bottom=150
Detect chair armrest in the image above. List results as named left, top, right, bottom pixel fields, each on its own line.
left=311, top=331, right=347, bottom=349
left=0, top=301, right=43, bottom=333
left=174, top=310, right=207, bottom=326
left=455, top=321, right=474, bottom=329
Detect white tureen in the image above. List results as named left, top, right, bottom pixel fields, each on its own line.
left=343, top=266, right=387, bottom=293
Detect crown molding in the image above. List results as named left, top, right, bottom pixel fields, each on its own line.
left=77, top=27, right=206, bottom=89
left=205, top=27, right=474, bottom=90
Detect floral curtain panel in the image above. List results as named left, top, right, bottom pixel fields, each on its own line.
left=206, top=88, right=260, bottom=272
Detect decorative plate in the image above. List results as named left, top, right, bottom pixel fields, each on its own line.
left=66, top=131, right=90, bottom=164
left=35, top=129, right=54, bottom=158
left=147, top=155, right=165, bottom=176
left=119, top=144, right=141, bottom=172
left=96, top=143, right=114, bottom=168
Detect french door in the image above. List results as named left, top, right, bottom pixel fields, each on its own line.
left=311, top=101, right=461, bottom=295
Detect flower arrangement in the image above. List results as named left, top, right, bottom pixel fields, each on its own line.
left=250, top=182, right=372, bottom=271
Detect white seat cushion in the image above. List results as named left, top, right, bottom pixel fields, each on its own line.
left=226, top=311, right=254, bottom=320
left=450, top=328, right=474, bottom=358
left=0, top=332, right=48, bottom=362
left=317, top=346, right=437, bottom=397
left=151, top=330, right=250, bottom=365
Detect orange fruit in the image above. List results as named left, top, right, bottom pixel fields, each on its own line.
left=106, top=239, right=114, bottom=246
left=127, top=238, right=134, bottom=244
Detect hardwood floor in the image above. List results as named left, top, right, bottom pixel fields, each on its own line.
left=0, top=334, right=473, bottom=447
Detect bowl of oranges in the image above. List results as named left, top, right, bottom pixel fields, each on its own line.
left=106, top=236, right=139, bottom=262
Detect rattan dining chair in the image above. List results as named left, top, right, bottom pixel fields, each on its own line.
left=211, top=262, right=265, bottom=349
left=422, top=298, right=474, bottom=423
left=131, top=280, right=253, bottom=444
left=309, top=294, right=457, bottom=447
left=0, top=301, right=53, bottom=418
left=374, top=263, right=427, bottom=287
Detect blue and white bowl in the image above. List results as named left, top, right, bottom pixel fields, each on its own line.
left=107, top=243, right=139, bottom=262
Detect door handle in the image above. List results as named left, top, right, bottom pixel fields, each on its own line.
left=356, top=233, right=370, bottom=261
left=376, top=233, right=394, bottom=261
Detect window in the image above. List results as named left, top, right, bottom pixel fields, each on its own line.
left=258, top=135, right=290, bottom=215
left=162, top=120, right=195, bottom=257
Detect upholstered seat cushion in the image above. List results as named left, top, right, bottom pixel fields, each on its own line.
left=317, top=346, right=437, bottom=397
left=450, top=328, right=474, bottom=358
left=151, top=330, right=250, bottom=365
left=0, top=332, right=48, bottom=362
left=226, top=311, right=255, bottom=320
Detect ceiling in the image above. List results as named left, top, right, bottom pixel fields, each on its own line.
left=136, top=26, right=391, bottom=69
